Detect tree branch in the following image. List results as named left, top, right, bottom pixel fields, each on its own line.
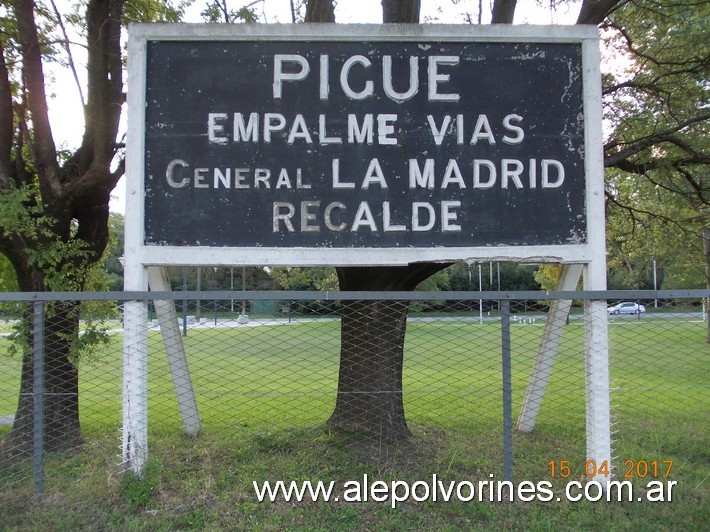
left=650, top=166, right=707, bottom=207
left=604, top=113, right=710, bottom=167
left=49, top=0, right=86, bottom=108
left=604, top=21, right=701, bottom=69
left=73, top=0, right=124, bottom=185
left=0, top=42, right=13, bottom=189
left=576, top=0, right=623, bottom=25
left=657, top=134, right=709, bottom=163
left=602, top=62, right=707, bottom=96
left=610, top=155, right=707, bottom=176
left=605, top=189, right=692, bottom=235
left=109, top=156, right=125, bottom=187
left=15, top=0, right=62, bottom=199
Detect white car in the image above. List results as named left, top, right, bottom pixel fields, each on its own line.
left=607, top=302, right=646, bottom=315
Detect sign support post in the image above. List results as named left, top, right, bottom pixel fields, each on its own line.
left=121, top=264, right=148, bottom=474
left=517, top=263, right=583, bottom=433
left=147, top=267, right=201, bottom=436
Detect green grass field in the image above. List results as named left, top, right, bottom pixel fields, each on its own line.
left=0, top=315, right=707, bottom=529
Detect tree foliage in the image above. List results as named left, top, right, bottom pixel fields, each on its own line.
left=605, top=168, right=706, bottom=289
left=0, top=253, right=17, bottom=291
left=201, top=0, right=260, bottom=23
left=269, top=266, right=338, bottom=291
left=598, top=0, right=708, bottom=299
left=0, top=0, right=187, bottom=452
left=105, top=212, right=125, bottom=291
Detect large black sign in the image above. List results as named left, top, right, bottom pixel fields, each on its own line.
left=144, top=39, right=586, bottom=248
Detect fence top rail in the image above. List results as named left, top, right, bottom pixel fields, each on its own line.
left=0, top=289, right=707, bottom=303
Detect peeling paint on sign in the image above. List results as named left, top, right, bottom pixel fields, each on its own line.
left=143, top=40, right=587, bottom=249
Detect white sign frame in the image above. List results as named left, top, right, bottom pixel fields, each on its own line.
left=126, top=23, right=604, bottom=269
left=123, top=24, right=609, bottom=479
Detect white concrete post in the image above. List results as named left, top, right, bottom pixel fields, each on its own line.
left=583, top=264, right=612, bottom=482
left=122, top=30, right=149, bottom=475
left=122, top=271, right=148, bottom=474
left=517, top=263, right=583, bottom=433
left=581, top=34, right=612, bottom=482
left=147, top=266, right=201, bottom=436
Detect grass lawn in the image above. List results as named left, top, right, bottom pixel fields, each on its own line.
left=0, top=315, right=707, bottom=529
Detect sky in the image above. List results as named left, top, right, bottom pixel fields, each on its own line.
left=182, top=0, right=581, bottom=25
left=46, top=0, right=583, bottom=214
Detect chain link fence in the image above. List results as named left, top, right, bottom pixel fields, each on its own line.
left=1, top=290, right=708, bottom=502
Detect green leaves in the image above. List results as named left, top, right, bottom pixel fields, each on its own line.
left=200, top=0, right=259, bottom=23
left=269, top=266, right=338, bottom=291
left=602, top=0, right=709, bottom=289
left=123, top=0, right=191, bottom=24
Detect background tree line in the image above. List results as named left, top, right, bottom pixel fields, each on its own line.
left=98, top=211, right=706, bottom=294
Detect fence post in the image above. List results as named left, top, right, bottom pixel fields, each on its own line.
left=501, top=299, right=513, bottom=483
left=182, top=266, right=188, bottom=337
left=584, top=299, right=612, bottom=481
left=122, top=299, right=148, bottom=475
left=32, top=301, right=45, bottom=494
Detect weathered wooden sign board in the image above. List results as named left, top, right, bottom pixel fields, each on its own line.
left=127, top=24, right=603, bottom=266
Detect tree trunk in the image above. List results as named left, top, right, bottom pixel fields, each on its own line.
left=305, top=0, right=335, bottom=23
left=328, top=299, right=411, bottom=439
left=382, top=0, right=420, bottom=23
left=327, top=265, right=449, bottom=440
left=304, top=0, right=449, bottom=441
left=7, top=309, right=82, bottom=454
left=4, top=269, right=83, bottom=454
